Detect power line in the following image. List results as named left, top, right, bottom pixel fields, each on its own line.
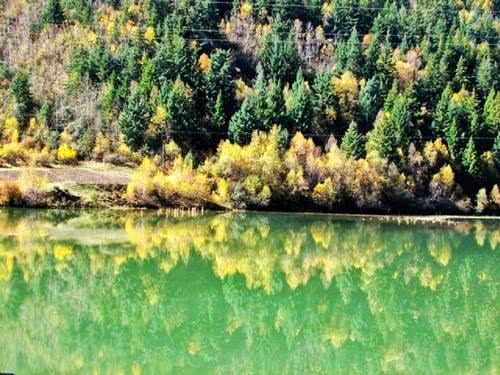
left=182, top=37, right=500, bottom=45
left=166, top=130, right=498, bottom=139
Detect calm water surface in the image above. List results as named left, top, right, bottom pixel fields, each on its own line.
left=0, top=209, right=498, bottom=374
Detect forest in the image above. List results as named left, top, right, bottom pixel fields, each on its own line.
left=0, top=0, right=499, bottom=213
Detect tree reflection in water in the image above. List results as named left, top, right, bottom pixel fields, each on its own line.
left=0, top=209, right=498, bottom=374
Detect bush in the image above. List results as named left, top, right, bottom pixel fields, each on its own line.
left=31, top=147, right=54, bottom=167
left=0, top=142, right=31, bottom=165
left=0, top=181, right=22, bottom=206
left=57, top=143, right=78, bottom=164
left=17, top=169, right=49, bottom=206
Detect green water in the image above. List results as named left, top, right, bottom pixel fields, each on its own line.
left=0, top=209, right=498, bottom=374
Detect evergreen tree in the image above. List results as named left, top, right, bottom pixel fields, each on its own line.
left=493, top=132, right=500, bottom=166
left=445, top=119, right=459, bottom=160
left=483, top=90, right=500, bottom=135
left=312, top=71, right=338, bottom=130
left=335, top=27, right=361, bottom=75
left=211, top=92, right=226, bottom=130
left=9, top=71, right=35, bottom=126
left=159, top=79, right=196, bottom=132
left=259, top=30, right=301, bottom=84
left=453, top=56, right=470, bottom=90
left=87, top=38, right=113, bottom=84
left=326, top=0, right=360, bottom=35
left=287, top=70, right=314, bottom=133
left=374, top=41, right=395, bottom=94
left=358, top=77, right=383, bottom=130
left=41, top=0, right=65, bottom=27
left=367, top=112, right=399, bottom=162
left=264, top=80, right=287, bottom=128
left=432, top=85, right=453, bottom=137
left=383, top=81, right=399, bottom=113
left=341, top=121, right=364, bottom=159
left=206, top=49, right=234, bottom=115
left=462, top=137, right=481, bottom=178
left=229, top=75, right=268, bottom=142
left=476, top=56, right=498, bottom=96
left=119, top=88, right=150, bottom=150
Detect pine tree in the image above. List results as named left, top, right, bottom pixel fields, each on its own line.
left=341, top=121, right=364, bottom=159
left=453, top=56, right=470, bottom=90
left=390, top=94, right=412, bottom=151
left=41, top=0, right=65, bottom=27
left=326, top=0, right=359, bottom=35
left=483, top=90, right=500, bottom=136
left=432, top=85, right=453, bottom=137
left=229, top=74, right=268, bottom=142
left=264, top=80, right=286, bottom=128
left=287, top=70, right=314, bottom=133
left=493, top=133, right=500, bottom=166
left=367, top=113, right=399, bottom=162
left=374, top=40, right=395, bottom=93
left=9, top=71, right=35, bottom=126
left=335, top=27, right=361, bottom=75
left=259, top=30, right=301, bottom=84
left=476, top=56, right=498, bottom=96
left=383, top=81, right=399, bottom=113
left=445, top=119, right=459, bottom=160
left=211, top=92, right=226, bottom=130
left=206, top=49, right=234, bottom=116
left=358, top=77, right=383, bottom=129
left=119, top=88, right=150, bottom=150
left=312, top=71, right=338, bottom=129
left=462, top=137, right=481, bottom=178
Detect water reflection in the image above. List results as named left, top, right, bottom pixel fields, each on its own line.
left=0, top=209, right=498, bottom=374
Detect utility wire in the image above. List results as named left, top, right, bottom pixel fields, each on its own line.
left=166, top=130, right=498, bottom=139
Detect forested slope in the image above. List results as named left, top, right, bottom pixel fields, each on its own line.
left=0, top=0, right=499, bottom=212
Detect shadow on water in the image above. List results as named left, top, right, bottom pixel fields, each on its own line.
left=0, top=209, right=498, bottom=374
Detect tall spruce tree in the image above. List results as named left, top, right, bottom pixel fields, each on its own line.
left=119, top=88, right=150, bottom=150
left=287, top=70, right=314, bottom=133
left=341, top=121, right=364, bottom=159
left=432, top=85, right=453, bottom=137
left=462, top=137, right=481, bottom=178
left=41, top=0, right=65, bottom=27
left=335, top=27, right=362, bottom=75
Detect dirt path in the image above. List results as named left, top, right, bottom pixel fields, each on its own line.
left=0, top=162, right=133, bottom=186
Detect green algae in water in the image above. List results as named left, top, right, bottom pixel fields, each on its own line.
left=0, top=209, right=498, bottom=374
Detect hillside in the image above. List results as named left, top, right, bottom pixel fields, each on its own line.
left=0, top=0, right=499, bottom=213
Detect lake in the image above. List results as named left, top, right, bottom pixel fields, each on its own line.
left=0, top=209, right=498, bottom=374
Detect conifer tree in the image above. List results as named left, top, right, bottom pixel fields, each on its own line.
left=264, top=80, right=286, bottom=128
left=341, top=121, right=364, bottom=159
left=259, top=31, right=301, bottom=84
left=229, top=74, right=268, bottom=142
left=312, top=71, right=338, bottom=129
left=476, top=56, right=498, bottom=96
left=41, top=0, right=65, bottom=27
left=335, top=27, right=361, bottom=75
left=462, top=137, right=481, bottom=178
left=445, top=119, right=459, bottom=160
left=493, top=133, right=500, bottom=166
left=453, top=56, right=470, bottom=90
left=206, top=49, right=234, bottom=115
left=211, top=92, right=226, bottom=130
left=358, top=77, right=383, bottom=129
left=483, top=90, right=500, bottom=135
left=9, top=71, right=35, bottom=126
left=367, top=112, right=399, bottom=162
left=432, top=85, right=453, bottom=137
left=287, top=70, right=314, bottom=133
left=119, top=88, right=150, bottom=150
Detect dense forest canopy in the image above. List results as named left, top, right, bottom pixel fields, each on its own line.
left=0, top=0, right=499, bottom=212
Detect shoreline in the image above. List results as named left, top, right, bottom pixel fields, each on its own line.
left=1, top=165, right=499, bottom=217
